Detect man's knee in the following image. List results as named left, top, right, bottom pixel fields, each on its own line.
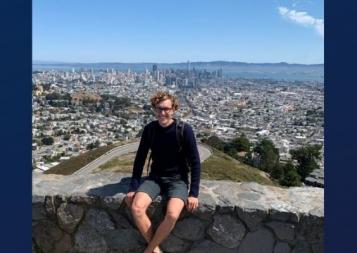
left=164, top=210, right=180, bottom=224
left=131, top=193, right=151, bottom=218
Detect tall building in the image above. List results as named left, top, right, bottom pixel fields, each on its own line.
left=152, top=64, right=159, bottom=82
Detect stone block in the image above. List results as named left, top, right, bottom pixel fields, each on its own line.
left=297, top=215, right=323, bottom=245
left=32, top=203, right=47, bottom=221
left=187, top=240, right=238, bottom=253
left=101, top=195, right=125, bottom=210
left=108, top=209, right=133, bottom=229
left=33, top=220, right=64, bottom=253
left=84, top=208, right=115, bottom=235
left=57, top=202, right=84, bottom=233
left=292, top=239, right=312, bottom=253
left=270, top=210, right=299, bottom=223
left=266, top=221, right=296, bottom=243
left=274, top=242, right=291, bottom=253
left=207, top=214, right=246, bottom=248
left=236, top=206, right=267, bottom=231
left=238, top=228, right=275, bottom=253
left=161, top=233, right=192, bottom=253
left=103, top=228, right=146, bottom=252
left=74, top=224, right=108, bottom=253
left=53, top=233, right=73, bottom=253
left=172, top=217, right=206, bottom=241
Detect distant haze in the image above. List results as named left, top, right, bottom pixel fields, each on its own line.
left=33, top=60, right=324, bottom=82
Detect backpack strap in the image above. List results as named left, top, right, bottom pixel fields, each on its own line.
left=176, top=120, right=185, bottom=153
left=176, top=119, right=191, bottom=171
left=146, top=122, right=156, bottom=176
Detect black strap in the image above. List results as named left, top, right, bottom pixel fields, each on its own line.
left=176, top=120, right=185, bottom=153
left=146, top=123, right=156, bottom=176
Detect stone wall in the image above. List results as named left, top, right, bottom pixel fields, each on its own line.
left=32, top=172, right=324, bottom=253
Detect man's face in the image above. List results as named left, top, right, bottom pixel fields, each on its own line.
left=154, top=99, right=174, bottom=126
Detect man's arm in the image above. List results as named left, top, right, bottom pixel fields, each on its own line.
left=128, top=124, right=151, bottom=192
left=183, top=124, right=201, bottom=198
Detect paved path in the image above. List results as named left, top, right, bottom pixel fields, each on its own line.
left=73, top=142, right=212, bottom=176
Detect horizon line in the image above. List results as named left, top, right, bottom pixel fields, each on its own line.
left=33, top=60, right=324, bottom=65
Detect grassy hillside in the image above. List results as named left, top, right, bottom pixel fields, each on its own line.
left=44, top=144, right=116, bottom=175
left=43, top=141, right=277, bottom=186
left=201, top=147, right=277, bottom=186
left=92, top=147, right=277, bottom=186
left=43, top=139, right=141, bottom=175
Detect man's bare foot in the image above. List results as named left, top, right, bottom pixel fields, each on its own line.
left=144, top=246, right=162, bottom=253
left=153, top=248, right=162, bottom=253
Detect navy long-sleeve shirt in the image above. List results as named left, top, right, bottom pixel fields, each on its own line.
left=129, top=119, right=201, bottom=197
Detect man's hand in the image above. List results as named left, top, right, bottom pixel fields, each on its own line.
left=186, top=196, right=199, bottom=212
left=125, top=191, right=136, bottom=207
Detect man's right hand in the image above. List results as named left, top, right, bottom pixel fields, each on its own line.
left=125, top=191, right=136, bottom=207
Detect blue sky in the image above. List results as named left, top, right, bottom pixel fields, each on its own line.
left=33, top=0, right=324, bottom=64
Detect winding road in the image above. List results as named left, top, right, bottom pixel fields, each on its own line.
left=73, top=142, right=212, bottom=176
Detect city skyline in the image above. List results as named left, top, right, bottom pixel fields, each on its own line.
left=33, top=0, right=324, bottom=64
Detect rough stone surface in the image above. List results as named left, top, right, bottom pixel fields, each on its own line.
left=274, top=242, right=291, bottom=253
left=84, top=208, right=115, bottom=235
left=292, top=239, right=312, bottom=253
left=53, top=233, right=73, bottom=253
left=32, top=203, right=47, bottom=221
left=104, top=228, right=146, bottom=252
left=108, top=210, right=133, bottom=229
left=311, top=241, right=324, bottom=253
left=74, top=224, right=108, bottom=253
left=266, top=221, right=296, bottom=243
left=238, top=228, right=275, bottom=253
left=193, top=197, right=216, bottom=221
left=70, top=194, right=98, bottom=205
left=57, top=202, right=84, bottom=233
left=32, top=173, right=324, bottom=253
left=101, top=195, right=125, bottom=210
left=236, top=206, right=267, bottom=231
left=172, top=217, right=206, bottom=241
left=44, top=196, right=58, bottom=218
left=33, top=220, right=63, bottom=253
left=187, top=240, right=238, bottom=253
left=297, top=215, right=323, bottom=245
left=161, top=233, right=192, bottom=253
left=207, top=214, right=246, bottom=248
left=270, top=210, right=299, bottom=223
left=33, top=173, right=323, bottom=217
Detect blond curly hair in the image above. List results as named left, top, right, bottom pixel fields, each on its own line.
left=150, top=91, right=179, bottom=111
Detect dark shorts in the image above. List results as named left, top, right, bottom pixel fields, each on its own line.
left=136, top=176, right=189, bottom=204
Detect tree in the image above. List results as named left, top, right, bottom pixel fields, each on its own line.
left=205, top=135, right=225, bottom=151
left=41, top=136, right=54, bottom=145
left=231, top=134, right=251, bottom=152
left=253, top=138, right=279, bottom=173
left=63, top=134, right=71, bottom=141
left=279, top=161, right=301, bottom=187
left=86, top=140, right=100, bottom=150
left=271, top=164, right=284, bottom=181
left=290, top=144, right=322, bottom=180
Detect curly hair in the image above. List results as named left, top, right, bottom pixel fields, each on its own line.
left=150, top=91, right=179, bottom=111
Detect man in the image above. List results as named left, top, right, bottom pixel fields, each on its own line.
left=125, top=91, right=201, bottom=253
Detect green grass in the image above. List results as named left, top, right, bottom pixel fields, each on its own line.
left=44, top=144, right=116, bottom=175
left=93, top=151, right=151, bottom=174
left=44, top=141, right=277, bottom=186
left=201, top=147, right=277, bottom=186
left=44, top=139, right=140, bottom=175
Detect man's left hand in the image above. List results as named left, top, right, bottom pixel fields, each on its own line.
left=186, top=196, right=199, bottom=212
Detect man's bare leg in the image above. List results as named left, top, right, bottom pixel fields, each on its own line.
left=144, top=198, right=185, bottom=253
left=131, top=192, right=161, bottom=253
